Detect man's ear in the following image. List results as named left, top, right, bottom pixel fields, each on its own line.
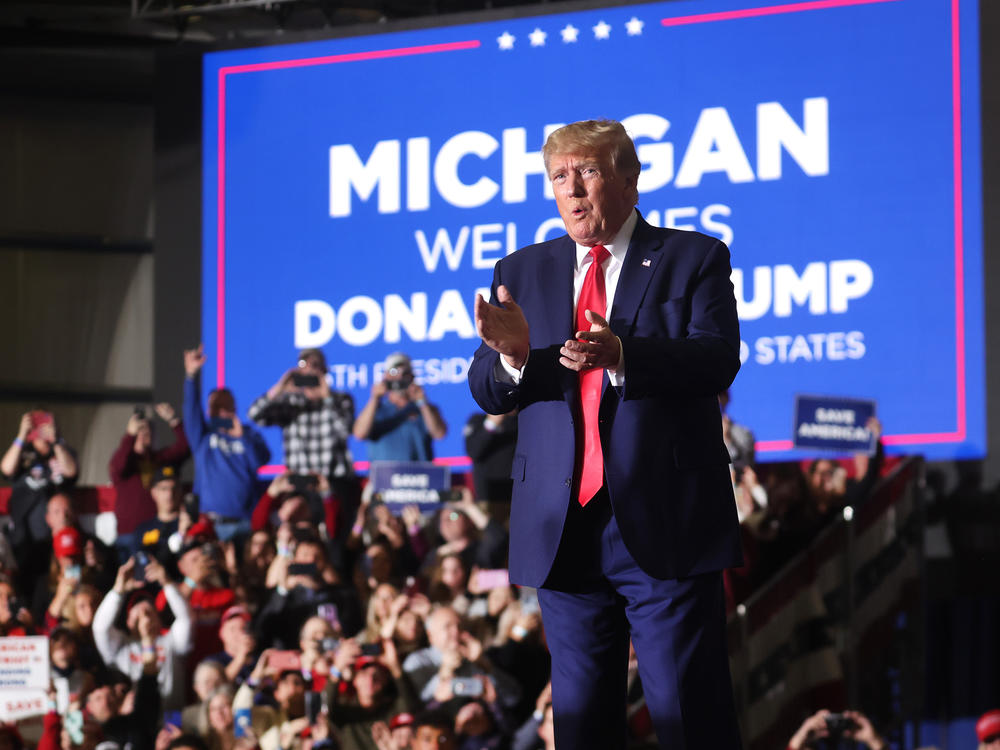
left=626, top=172, right=640, bottom=206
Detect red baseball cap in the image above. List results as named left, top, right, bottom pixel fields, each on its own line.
left=389, top=712, right=415, bottom=730
left=219, top=606, right=251, bottom=635
left=185, top=517, right=217, bottom=541
left=53, top=527, right=82, bottom=558
left=977, top=709, right=1000, bottom=742
left=354, top=655, right=387, bottom=673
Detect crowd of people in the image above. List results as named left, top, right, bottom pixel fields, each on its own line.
left=0, top=346, right=959, bottom=750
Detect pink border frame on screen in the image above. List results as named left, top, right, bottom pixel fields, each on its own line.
left=213, top=0, right=967, bottom=466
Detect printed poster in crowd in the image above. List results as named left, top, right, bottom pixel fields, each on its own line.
left=0, top=636, right=50, bottom=721
left=793, top=395, right=877, bottom=453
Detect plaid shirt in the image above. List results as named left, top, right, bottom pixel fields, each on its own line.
left=248, top=390, right=355, bottom=477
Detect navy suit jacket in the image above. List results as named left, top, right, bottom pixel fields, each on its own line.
left=468, top=213, right=744, bottom=588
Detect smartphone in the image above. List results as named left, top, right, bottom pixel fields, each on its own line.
left=437, top=489, right=465, bottom=502
left=133, top=405, right=147, bottom=419
left=184, top=493, right=200, bottom=521
left=133, top=551, right=149, bottom=581
left=65, top=564, right=82, bottom=582
left=292, top=373, right=321, bottom=388
left=209, top=416, right=234, bottom=431
left=360, top=642, right=384, bottom=657
left=287, top=562, right=318, bottom=578
left=451, top=677, right=484, bottom=697
left=163, top=710, right=181, bottom=729
left=289, top=474, right=317, bottom=493
left=317, top=603, right=341, bottom=632
left=474, top=569, right=510, bottom=591
left=268, top=650, right=301, bottom=672
left=304, top=691, right=322, bottom=724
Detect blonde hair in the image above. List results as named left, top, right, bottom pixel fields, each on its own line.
left=542, top=119, right=641, bottom=179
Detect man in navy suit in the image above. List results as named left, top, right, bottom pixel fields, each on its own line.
left=469, top=120, right=744, bottom=749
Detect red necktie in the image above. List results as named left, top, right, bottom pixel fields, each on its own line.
left=575, top=244, right=610, bottom=506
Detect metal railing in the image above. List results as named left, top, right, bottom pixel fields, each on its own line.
left=728, top=456, right=926, bottom=750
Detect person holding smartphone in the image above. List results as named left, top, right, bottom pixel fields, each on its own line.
left=108, top=402, right=189, bottom=561
left=249, top=348, right=357, bottom=490
left=787, top=709, right=887, bottom=749
left=319, top=640, right=419, bottom=750
left=183, top=344, right=271, bottom=543
left=353, top=352, right=447, bottom=462
left=1, top=409, right=78, bottom=592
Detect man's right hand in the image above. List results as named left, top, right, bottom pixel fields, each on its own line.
left=370, top=380, right=388, bottom=400
left=475, top=285, right=530, bottom=370
left=184, top=344, right=206, bottom=378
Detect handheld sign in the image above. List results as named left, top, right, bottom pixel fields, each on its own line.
left=794, top=395, right=877, bottom=454
left=369, top=461, right=449, bottom=513
left=0, top=636, right=50, bottom=722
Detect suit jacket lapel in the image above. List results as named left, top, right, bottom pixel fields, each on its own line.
left=609, top=214, right=663, bottom=336
left=603, top=215, right=663, bottom=399
left=543, top=236, right=576, bottom=343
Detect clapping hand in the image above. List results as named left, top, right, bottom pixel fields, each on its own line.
left=475, top=285, right=530, bottom=370
left=560, top=309, right=622, bottom=373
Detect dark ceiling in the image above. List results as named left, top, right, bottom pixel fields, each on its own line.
left=0, top=0, right=559, bottom=101
left=0, top=0, right=540, bottom=46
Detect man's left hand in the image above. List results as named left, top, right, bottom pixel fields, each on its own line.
left=560, top=310, right=622, bottom=373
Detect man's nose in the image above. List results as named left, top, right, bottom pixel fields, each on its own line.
left=567, top=175, right=586, bottom=196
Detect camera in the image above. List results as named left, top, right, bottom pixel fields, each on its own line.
left=384, top=366, right=414, bottom=390
left=292, top=372, right=320, bottom=388
left=320, top=637, right=339, bottom=653
left=824, top=713, right=858, bottom=736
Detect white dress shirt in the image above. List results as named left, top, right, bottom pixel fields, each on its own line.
left=497, top=209, right=638, bottom=385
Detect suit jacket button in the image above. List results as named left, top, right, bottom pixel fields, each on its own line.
left=564, top=478, right=572, bottom=487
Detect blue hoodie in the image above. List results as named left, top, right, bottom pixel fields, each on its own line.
left=183, top=375, right=270, bottom=518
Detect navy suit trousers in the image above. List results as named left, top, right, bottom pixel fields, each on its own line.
left=538, top=493, right=743, bottom=749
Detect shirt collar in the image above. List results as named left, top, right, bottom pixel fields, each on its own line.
left=574, top=209, right=638, bottom=270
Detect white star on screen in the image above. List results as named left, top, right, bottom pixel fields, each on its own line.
left=593, top=20, right=611, bottom=39
left=497, top=31, right=515, bottom=50
left=561, top=24, right=580, bottom=43
left=625, top=16, right=644, bottom=35
left=529, top=27, right=547, bottom=47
